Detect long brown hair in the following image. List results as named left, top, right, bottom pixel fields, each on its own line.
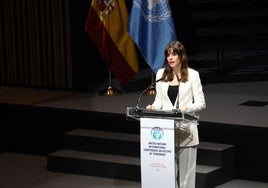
left=161, top=41, right=189, bottom=83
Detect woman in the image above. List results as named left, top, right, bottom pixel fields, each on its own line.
left=146, top=41, right=206, bottom=188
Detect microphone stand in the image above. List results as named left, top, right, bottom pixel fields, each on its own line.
left=135, top=77, right=163, bottom=110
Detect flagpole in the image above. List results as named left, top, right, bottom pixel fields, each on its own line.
left=144, top=70, right=156, bottom=96
left=99, top=69, right=121, bottom=96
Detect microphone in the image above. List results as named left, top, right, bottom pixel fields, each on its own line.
left=135, top=78, right=163, bottom=110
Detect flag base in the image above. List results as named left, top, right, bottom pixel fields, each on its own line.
left=99, top=86, right=122, bottom=96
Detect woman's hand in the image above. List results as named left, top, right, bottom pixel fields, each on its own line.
left=146, top=105, right=155, bottom=110
left=180, top=105, right=187, bottom=112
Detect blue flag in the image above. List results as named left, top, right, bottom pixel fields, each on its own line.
left=128, top=0, right=177, bottom=73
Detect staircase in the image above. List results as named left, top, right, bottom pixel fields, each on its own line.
left=47, top=128, right=236, bottom=188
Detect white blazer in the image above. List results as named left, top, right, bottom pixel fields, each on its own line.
left=152, top=68, right=206, bottom=147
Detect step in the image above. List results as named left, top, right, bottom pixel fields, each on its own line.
left=196, top=164, right=221, bottom=188
left=47, top=128, right=236, bottom=187
left=198, top=141, right=235, bottom=166
left=62, top=129, right=140, bottom=157
left=197, top=141, right=236, bottom=184
left=47, top=149, right=141, bottom=182
left=62, top=129, right=236, bottom=167
left=47, top=149, right=221, bottom=187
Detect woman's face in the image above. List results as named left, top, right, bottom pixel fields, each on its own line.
left=166, top=49, right=180, bottom=69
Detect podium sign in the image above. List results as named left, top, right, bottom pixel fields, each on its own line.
left=126, top=107, right=198, bottom=188
left=140, top=118, right=176, bottom=188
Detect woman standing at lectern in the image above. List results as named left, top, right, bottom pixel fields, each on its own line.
left=146, top=41, right=206, bottom=188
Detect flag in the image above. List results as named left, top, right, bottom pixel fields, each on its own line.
left=128, top=0, right=177, bottom=73
left=85, top=0, right=139, bottom=84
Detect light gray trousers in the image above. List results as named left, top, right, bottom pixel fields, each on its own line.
left=175, top=146, right=197, bottom=188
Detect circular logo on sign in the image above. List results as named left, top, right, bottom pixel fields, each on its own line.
left=151, top=127, right=164, bottom=140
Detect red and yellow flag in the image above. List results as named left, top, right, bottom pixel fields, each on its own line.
left=85, top=0, right=139, bottom=84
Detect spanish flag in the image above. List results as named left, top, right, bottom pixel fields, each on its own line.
left=85, top=0, right=139, bottom=84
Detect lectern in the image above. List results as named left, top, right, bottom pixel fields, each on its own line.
left=126, top=107, right=198, bottom=188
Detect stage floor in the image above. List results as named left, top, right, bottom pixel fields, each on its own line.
left=25, top=80, right=268, bottom=129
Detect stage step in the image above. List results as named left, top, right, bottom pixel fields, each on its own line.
left=61, top=129, right=140, bottom=157
left=47, top=149, right=141, bottom=182
left=47, top=129, right=236, bottom=188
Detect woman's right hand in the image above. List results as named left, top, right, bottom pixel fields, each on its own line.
left=146, top=105, right=155, bottom=110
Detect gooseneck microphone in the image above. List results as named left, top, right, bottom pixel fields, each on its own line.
left=135, top=78, right=163, bottom=110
